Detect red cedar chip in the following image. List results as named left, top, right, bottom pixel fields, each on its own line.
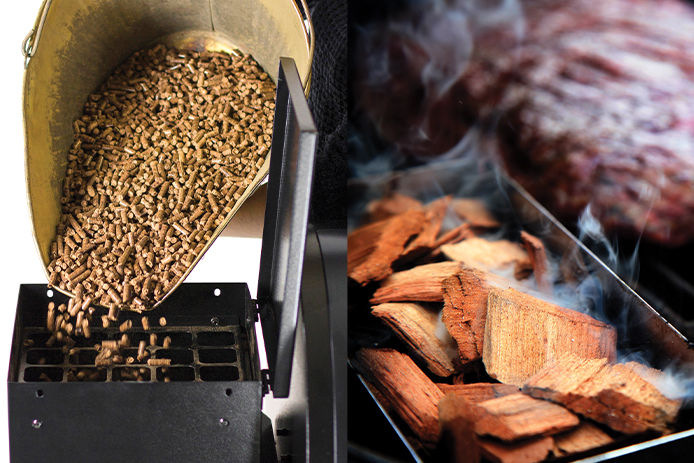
left=348, top=210, right=426, bottom=285
left=439, top=393, right=482, bottom=463
left=523, top=354, right=682, bottom=434
left=441, top=268, right=513, bottom=362
left=483, top=288, right=617, bottom=386
left=451, top=198, right=501, bottom=228
left=479, top=436, right=554, bottom=463
left=402, top=196, right=452, bottom=260
left=371, top=302, right=458, bottom=377
left=552, top=422, right=613, bottom=456
left=366, top=193, right=423, bottom=222
left=464, top=393, right=579, bottom=441
left=370, top=261, right=462, bottom=304
left=520, top=231, right=551, bottom=292
left=433, top=223, right=475, bottom=248
left=441, top=237, right=531, bottom=276
left=437, top=383, right=520, bottom=402
left=354, top=348, right=444, bottom=445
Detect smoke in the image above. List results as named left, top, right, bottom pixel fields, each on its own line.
left=577, top=205, right=619, bottom=270
left=619, top=351, right=694, bottom=400
left=577, top=204, right=640, bottom=285
left=653, top=366, right=694, bottom=400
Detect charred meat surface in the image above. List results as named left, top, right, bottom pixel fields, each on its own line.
left=358, top=0, right=694, bottom=245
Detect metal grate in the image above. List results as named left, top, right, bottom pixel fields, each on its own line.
left=19, top=325, right=245, bottom=383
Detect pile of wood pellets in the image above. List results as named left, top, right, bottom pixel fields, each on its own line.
left=46, top=43, right=275, bottom=333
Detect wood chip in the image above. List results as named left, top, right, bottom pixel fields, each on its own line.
left=483, top=288, right=617, bottom=385
left=461, top=393, right=580, bottom=441
left=552, top=422, right=613, bottom=456
left=371, top=302, right=459, bottom=377
left=441, top=268, right=513, bottom=362
left=354, top=348, right=443, bottom=445
left=520, top=231, right=551, bottom=292
left=451, top=198, right=500, bottom=228
left=433, top=223, right=475, bottom=249
left=441, top=237, right=531, bottom=277
left=366, top=193, right=423, bottom=222
left=523, top=354, right=681, bottom=434
left=401, top=196, right=451, bottom=260
left=348, top=210, right=426, bottom=285
left=439, top=394, right=482, bottom=463
left=437, top=383, right=520, bottom=402
left=439, top=392, right=559, bottom=463
left=479, top=436, right=554, bottom=463
left=370, top=261, right=462, bottom=304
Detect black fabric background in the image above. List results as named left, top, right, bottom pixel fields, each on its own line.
left=306, top=0, right=347, bottom=228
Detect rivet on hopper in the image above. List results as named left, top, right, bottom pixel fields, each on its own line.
left=22, top=0, right=314, bottom=309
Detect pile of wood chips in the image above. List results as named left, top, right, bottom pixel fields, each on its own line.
left=349, top=193, right=682, bottom=463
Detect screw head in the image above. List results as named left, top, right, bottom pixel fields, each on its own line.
left=31, top=419, right=42, bottom=429
left=210, top=317, right=220, bottom=326
left=218, top=418, right=229, bottom=427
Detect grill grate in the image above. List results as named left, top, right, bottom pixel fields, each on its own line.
left=18, top=325, right=245, bottom=383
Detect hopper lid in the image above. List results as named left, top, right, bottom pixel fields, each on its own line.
left=257, top=57, right=317, bottom=398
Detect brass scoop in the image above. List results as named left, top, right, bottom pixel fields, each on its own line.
left=23, top=0, right=313, bottom=309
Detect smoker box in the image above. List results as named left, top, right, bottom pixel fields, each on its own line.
left=347, top=160, right=694, bottom=462
left=8, top=57, right=319, bottom=463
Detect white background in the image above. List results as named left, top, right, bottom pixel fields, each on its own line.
left=0, top=2, right=264, bottom=460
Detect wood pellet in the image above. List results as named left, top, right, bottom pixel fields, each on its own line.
left=46, top=44, right=274, bottom=313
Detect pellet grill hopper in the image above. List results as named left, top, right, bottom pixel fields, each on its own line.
left=22, top=0, right=313, bottom=306
left=8, top=58, right=344, bottom=463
